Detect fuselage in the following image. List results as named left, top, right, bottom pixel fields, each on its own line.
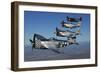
left=35, top=39, right=68, bottom=49
left=59, top=31, right=74, bottom=37
left=63, top=22, right=81, bottom=28
left=63, top=23, right=74, bottom=28
left=41, top=40, right=59, bottom=48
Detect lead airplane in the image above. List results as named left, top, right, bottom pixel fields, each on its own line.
left=29, top=33, right=79, bottom=53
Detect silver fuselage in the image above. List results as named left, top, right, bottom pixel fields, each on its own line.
left=63, top=22, right=81, bottom=28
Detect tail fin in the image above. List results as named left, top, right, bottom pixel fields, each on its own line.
left=61, top=21, right=65, bottom=25
left=79, top=17, right=82, bottom=21
left=56, top=27, right=59, bottom=36
left=61, top=21, right=65, bottom=27
left=66, top=16, right=69, bottom=20
left=29, top=39, right=34, bottom=50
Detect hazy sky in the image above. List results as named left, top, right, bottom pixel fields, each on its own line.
left=24, top=11, right=90, bottom=46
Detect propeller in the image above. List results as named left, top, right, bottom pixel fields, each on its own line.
left=29, top=39, right=34, bottom=51
left=29, top=39, right=33, bottom=43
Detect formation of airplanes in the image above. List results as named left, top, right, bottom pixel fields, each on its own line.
left=29, top=16, right=82, bottom=53
left=29, top=34, right=79, bottom=53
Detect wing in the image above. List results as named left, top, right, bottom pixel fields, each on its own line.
left=51, top=49, right=61, bottom=54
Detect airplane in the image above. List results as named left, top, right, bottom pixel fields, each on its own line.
left=61, top=21, right=81, bottom=29
left=29, top=33, right=79, bottom=53
left=67, top=36, right=79, bottom=46
left=55, top=27, right=80, bottom=38
left=29, top=34, right=67, bottom=53
left=67, top=16, right=82, bottom=22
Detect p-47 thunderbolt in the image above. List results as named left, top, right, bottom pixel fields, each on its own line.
left=67, top=16, right=82, bottom=22
left=61, top=21, right=81, bottom=29
left=55, top=27, right=80, bottom=38
left=29, top=34, right=78, bottom=53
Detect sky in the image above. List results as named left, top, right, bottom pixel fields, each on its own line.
left=24, top=11, right=90, bottom=46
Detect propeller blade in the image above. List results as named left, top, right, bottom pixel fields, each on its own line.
left=29, top=39, right=33, bottom=43
left=29, top=39, right=34, bottom=51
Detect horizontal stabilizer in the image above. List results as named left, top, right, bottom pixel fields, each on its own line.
left=51, top=49, right=61, bottom=54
